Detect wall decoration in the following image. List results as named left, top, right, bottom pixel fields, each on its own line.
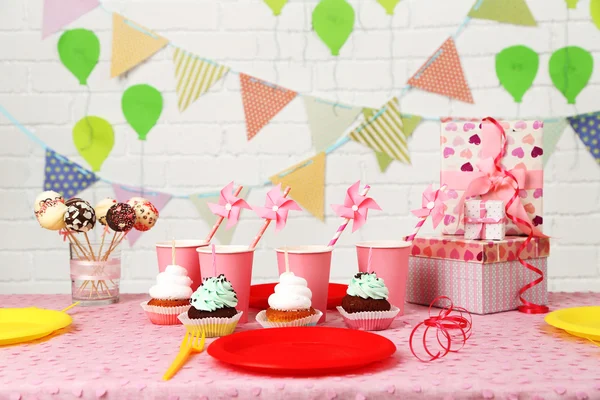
left=57, top=29, right=100, bottom=85
left=468, top=0, right=537, bottom=26
left=407, top=38, right=474, bottom=103
left=44, top=149, right=99, bottom=198
left=567, top=112, right=600, bottom=163
left=42, top=0, right=99, bottom=38
left=304, top=97, right=362, bottom=153
left=376, top=0, right=401, bottom=15
left=495, top=45, right=539, bottom=103
left=549, top=46, right=594, bottom=104
left=375, top=151, right=394, bottom=172
left=121, top=84, right=164, bottom=141
left=565, top=0, right=578, bottom=8
left=312, top=0, right=355, bottom=56
left=110, top=13, right=169, bottom=78
left=72, top=116, right=114, bottom=172
left=542, top=119, right=568, bottom=166
left=264, top=0, right=288, bottom=15
left=591, top=0, right=600, bottom=30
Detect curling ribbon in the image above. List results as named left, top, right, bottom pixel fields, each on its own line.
left=409, top=296, right=472, bottom=362
left=58, top=229, right=70, bottom=242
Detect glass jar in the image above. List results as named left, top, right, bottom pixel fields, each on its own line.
left=70, top=242, right=121, bottom=306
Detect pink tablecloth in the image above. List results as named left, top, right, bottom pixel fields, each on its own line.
left=1, top=293, right=599, bottom=400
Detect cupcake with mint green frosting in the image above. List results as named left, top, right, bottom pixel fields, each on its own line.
left=337, top=272, right=399, bottom=331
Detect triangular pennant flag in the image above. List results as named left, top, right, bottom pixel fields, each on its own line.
left=42, top=0, right=99, bottom=38
left=375, top=151, right=394, bottom=172
left=173, top=48, right=230, bottom=112
left=401, top=114, right=423, bottom=137
left=270, top=153, right=326, bottom=221
left=468, top=0, right=537, bottom=26
left=349, top=98, right=410, bottom=163
left=112, top=184, right=173, bottom=246
left=407, top=38, right=474, bottom=103
left=110, top=13, right=169, bottom=78
left=303, top=96, right=362, bottom=152
left=541, top=119, right=568, bottom=166
left=239, top=73, right=297, bottom=140
left=44, top=149, right=99, bottom=198
left=371, top=113, right=422, bottom=171
left=567, top=112, right=600, bottom=164
left=189, top=188, right=250, bottom=245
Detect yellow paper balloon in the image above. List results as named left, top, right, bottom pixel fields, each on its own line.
left=72, top=116, right=114, bottom=171
left=591, top=0, right=600, bottom=30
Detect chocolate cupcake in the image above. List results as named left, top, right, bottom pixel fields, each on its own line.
left=64, top=199, right=96, bottom=232
left=187, top=274, right=238, bottom=320
left=105, top=203, right=136, bottom=232
left=340, top=272, right=391, bottom=314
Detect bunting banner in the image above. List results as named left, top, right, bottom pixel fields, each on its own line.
left=349, top=98, right=410, bottom=164
left=542, top=119, right=568, bottom=166
left=372, top=114, right=423, bottom=171
left=468, top=0, right=537, bottom=27
left=303, top=96, right=362, bottom=152
left=112, top=184, right=173, bottom=246
left=110, top=13, right=169, bottom=78
left=189, top=188, right=250, bottom=245
left=270, top=152, right=326, bottom=221
left=173, top=49, right=230, bottom=112
left=375, top=151, right=394, bottom=172
left=568, top=112, right=600, bottom=164
left=407, top=38, right=474, bottom=104
left=44, top=149, right=99, bottom=199
left=42, top=0, right=99, bottom=39
left=240, top=73, right=297, bottom=141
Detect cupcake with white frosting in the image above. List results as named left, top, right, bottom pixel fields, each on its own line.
left=141, top=264, right=193, bottom=325
left=255, top=272, right=322, bottom=328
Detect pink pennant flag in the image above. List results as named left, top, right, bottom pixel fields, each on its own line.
left=112, top=184, right=172, bottom=247
left=42, top=0, right=100, bottom=38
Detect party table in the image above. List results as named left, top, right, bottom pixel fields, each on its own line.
left=1, top=293, right=599, bottom=400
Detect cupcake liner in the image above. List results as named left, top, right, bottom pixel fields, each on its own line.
left=177, top=310, right=243, bottom=338
left=336, top=305, right=400, bottom=331
left=255, top=310, right=323, bottom=328
left=140, top=301, right=191, bottom=326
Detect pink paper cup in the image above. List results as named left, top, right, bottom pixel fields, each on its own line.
left=275, top=245, right=333, bottom=323
left=355, top=240, right=411, bottom=316
left=197, top=245, right=254, bottom=324
left=156, top=240, right=208, bottom=291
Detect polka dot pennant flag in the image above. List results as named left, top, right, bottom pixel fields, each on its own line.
left=407, top=38, right=474, bottom=104
left=240, top=73, right=297, bottom=141
left=44, top=149, right=99, bottom=198
left=567, top=112, right=600, bottom=164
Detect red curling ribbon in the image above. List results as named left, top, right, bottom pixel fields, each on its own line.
left=58, top=229, right=70, bottom=242
left=409, top=296, right=472, bottom=362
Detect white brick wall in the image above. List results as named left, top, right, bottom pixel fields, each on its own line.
left=1, top=0, right=599, bottom=294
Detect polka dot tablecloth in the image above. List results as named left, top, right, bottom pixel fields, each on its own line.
left=1, top=293, right=599, bottom=400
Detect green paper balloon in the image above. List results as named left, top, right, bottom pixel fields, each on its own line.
left=565, top=0, right=579, bottom=9
left=73, top=116, right=114, bottom=172
left=312, top=0, right=355, bottom=56
left=121, top=84, right=163, bottom=141
left=549, top=46, right=594, bottom=104
left=264, top=0, right=287, bottom=15
left=591, top=0, right=600, bottom=29
left=495, top=45, right=539, bottom=103
left=57, top=29, right=100, bottom=85
left=377, top=0, right=401, bottom=14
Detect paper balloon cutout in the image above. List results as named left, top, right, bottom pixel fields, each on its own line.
left=312, top=0, right=355, bottom=56
left=377, top=0, right=401, bottom=14
left=496, top=45, right=539, bottom=103
left=57, top=29, right=100, bottom=85
left=121, top=84, right=163, bottom=140
left=592, top=0, right=600, bottom=29
left=72, top=116, right=114, bottom=172
left=264, top=0, right=287, bottom=15
left=566, top=0, right=579, bottom=8
left=549, top=46, right=593, bottom=104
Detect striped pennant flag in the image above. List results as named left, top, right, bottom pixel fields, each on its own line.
left=173, top=49, right=230, bottom=112
left=349, top=98, right=410, bottom=164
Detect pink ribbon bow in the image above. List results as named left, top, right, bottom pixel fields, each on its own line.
left=411, top=184, right=448, bottom=229
left=58, top=229, right=70, bottom=242
left=253, top=184, right=301, bottom=231
left=331, top=181, right=381, bottom=232
left=208, top=182, right=251, bottom=229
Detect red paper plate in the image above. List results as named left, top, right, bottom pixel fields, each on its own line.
left=207, top=327, right=396, bottom=375
left=249, top=283, right=347, bottom=310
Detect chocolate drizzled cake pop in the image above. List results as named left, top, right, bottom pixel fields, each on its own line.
left=95, top=198, right=117, bottom=226
left=65, top=197, right=84, bottom=207
left=105, top=203, right=136, bottom=232
left=64, top=199, right=96, bottom=232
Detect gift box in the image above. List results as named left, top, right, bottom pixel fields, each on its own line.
left=407, top=236, right=549, bottom=314
left=464, top=199, right=506, bottom=240
left=440, top=119, right=544, bottom=236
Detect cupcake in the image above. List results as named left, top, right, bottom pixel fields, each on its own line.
left=337, top=272, right=399, bottom=331
left=256, top=272, right=322, bottom=328
left=178, top=274, right=243, bottom=337
left=141, top=264, right=193, bottom=325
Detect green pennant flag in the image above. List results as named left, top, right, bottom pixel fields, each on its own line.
left=304, top=96, right=362, bottom=152
left=468, top=0, right=537, bottom=26
left=541, top=119, right=568, bottom=166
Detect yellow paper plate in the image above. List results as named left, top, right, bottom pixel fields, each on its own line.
left=544, top=306, right=600, bottom=342
left=0, top=307, right=73, bottom=346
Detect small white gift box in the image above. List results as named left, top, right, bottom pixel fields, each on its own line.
left=464, top=200, right=506, bottom=240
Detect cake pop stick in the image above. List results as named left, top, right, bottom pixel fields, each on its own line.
left=248, top=187, right=292, bottom=250
left=205, top=185, right=244, bottom=243
left=83, top=232, right=96, bottom=261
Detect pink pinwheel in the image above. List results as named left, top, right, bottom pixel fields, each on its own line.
left=208, top=182, right=251, bottom=228
left=253, top=184, right=301, bottom=231
left=411, top=184, right=448, bottom=229
left=331, top=181, right=381, bottom=232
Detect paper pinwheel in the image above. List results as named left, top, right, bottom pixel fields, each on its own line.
left=411, top=184, right=448, bottom=229
left=208, top=182, right=251, bottom=228
left=331, top=181, right=381, bottom=232
left=253, top=184, right=301, bottom=231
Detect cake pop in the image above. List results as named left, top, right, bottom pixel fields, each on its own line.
left=64, top=199, right=96, bottom=232
left=126, top=197, right=146, bottom=208
left=105, top=203, right=136, bottom=232
left=65, top=197, right=84, bottom=207
left=95, top=198, right=117, bottom=226
left=132, top=200, right=159, bottom=231
left=36, top=201, right=67, bottom=231
left=34, top=191, right=64, bottom=212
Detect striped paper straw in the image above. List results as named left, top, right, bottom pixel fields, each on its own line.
left=204, top=185, right=244, bottom=243
left=248, top=187, right=291, bottom=250
left=404, top=184, right=448, bottom=243
left=327, top=185, right=371, bottom=248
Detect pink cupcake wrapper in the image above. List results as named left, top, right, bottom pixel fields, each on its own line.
left=140, top=301, right=191, bottom=326
left=255, top=310, right=323, bottom=328
left=177, top=311, right=243, bottom=338
left=336, top=305, right=400, bottom=331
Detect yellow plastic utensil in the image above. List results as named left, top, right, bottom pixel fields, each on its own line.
left=545, top=306, right=600, bottom=344
left=163, top=328, right=206, bottom=381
